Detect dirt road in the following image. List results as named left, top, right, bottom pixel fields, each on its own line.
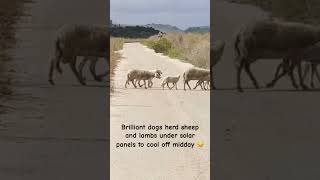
left=213, top=0, right=320, bottom=180
left=111, top=43, right=210, bottom=180
left=0, top=1, right=108, bottom=179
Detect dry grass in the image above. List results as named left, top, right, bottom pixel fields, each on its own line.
left=0, top=0, right=32, bottom=100
left=0, top=0, right=32, bottom=50
left=110, top=38, right=124, bottom=92
left=143, top=32, right=210, bottom=69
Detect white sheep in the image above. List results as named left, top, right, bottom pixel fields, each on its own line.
left=136, top=69, right=162, bottom=88
left=48, top=24, right=108, bottom=85
left=125, top=69, right=161, bottom=89
left=234, top=19, right=320, bottom=92
left=161, top=75, right=180, bottom=90
left=183, top=68, right=210, bottom=90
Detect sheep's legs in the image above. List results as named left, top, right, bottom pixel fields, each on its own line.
left=56, top=58, right=63, bottom=74
left=143, top=80, right=147, bottom=89
left=202, top=81, right=208, bottom=90
left=314, top=65, right=320, bottom=87
left=200, top=81, right=205, bottom=90
left=166, top=83, right=171, bottom=89
left=302, top=63, right=311, bottom=82
left=184, top=80, right=191, bottom=90
left=125, top=80, right=128, bottom=88
left=244, top=63, right=259, bottom=89
left=193, top=80, right=207, bottom=90
left=199, top=81, right=205, bottom=90
left=285, top=62, right=299, bottom=89
left=296, top=62, right=309, bottom=90
left=89, top=59, right=102, bottom=82
left=186, top=81, right=192, bottom=90
left=196, top=81, right=201, bottom=89
left=69, top=60, right=86, bottom=85
left=266, top=61, right=286, bottom=88
left=138, top=80, right=148, bottom=87
left=202, top=81, right=207, bottom=90
left=236, top=60, right=245, bottom=92
left=96, top=57, right=109, bottom=80
left=78, top=57, right=107, bottom=82
left=148, top=80, right=153, bottom=88
left=310, top=64, right=316, bottom=88
left=137, top=80, right=145, bottom=88
left=138, top=80, right=144, bottom=87
left=193, top=80, right=201, bottom=89
left=78, top=57, right=88, bottom=81
left=267, top=59, right=299, bottom=89
left=48, top=57, right=57, bottom=85
left=132, top=80, right=137, bottom=88
left=309, top=64, right=320, bottom=88
left=132, top=80, right=138, bottom=88
left=266, top=59, right=298, bottom=88
left=125, top=79, right=134, bottom=88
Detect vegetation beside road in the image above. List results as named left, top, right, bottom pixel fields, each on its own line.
left=110, top=38, right=124, bottom=92
left=142, top=32, right=210, bottom=69
left=0, top=0, right=33, bottom=100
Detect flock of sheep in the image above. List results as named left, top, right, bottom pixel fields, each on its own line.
left=47, top=19, right=320, bottom=93
left=47, top=24, right=212, bottom=91
left=124, top=68, right=211, bottom=90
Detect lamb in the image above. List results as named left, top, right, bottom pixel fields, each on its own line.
left=234, top=19, right=320, bottom=92
left=48, top=24, right=108, bottom=85
left=267, top=42, right=320, bottom=88
left=125, top=69, right=161, bottom=89
left=183, top=68, right=210, bottom=90
left=161, top=75, right=180, bottom=90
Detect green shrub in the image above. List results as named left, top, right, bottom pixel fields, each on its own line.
left=142, top=40, right=156, bottom=49
left=153, top=38, right=172, bottom=53
left=167, top=48, right=183, bottom=59
left=111, top=38, right=124, bottom=51
left=142, top=33, right=210, bottom=69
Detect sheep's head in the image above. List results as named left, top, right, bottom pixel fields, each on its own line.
left=155, top=72, right=161, bottom=79
left=155, top=70, right=162, bottom=75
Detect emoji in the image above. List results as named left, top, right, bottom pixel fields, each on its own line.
left=197, top=141, right=204, bottom=148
